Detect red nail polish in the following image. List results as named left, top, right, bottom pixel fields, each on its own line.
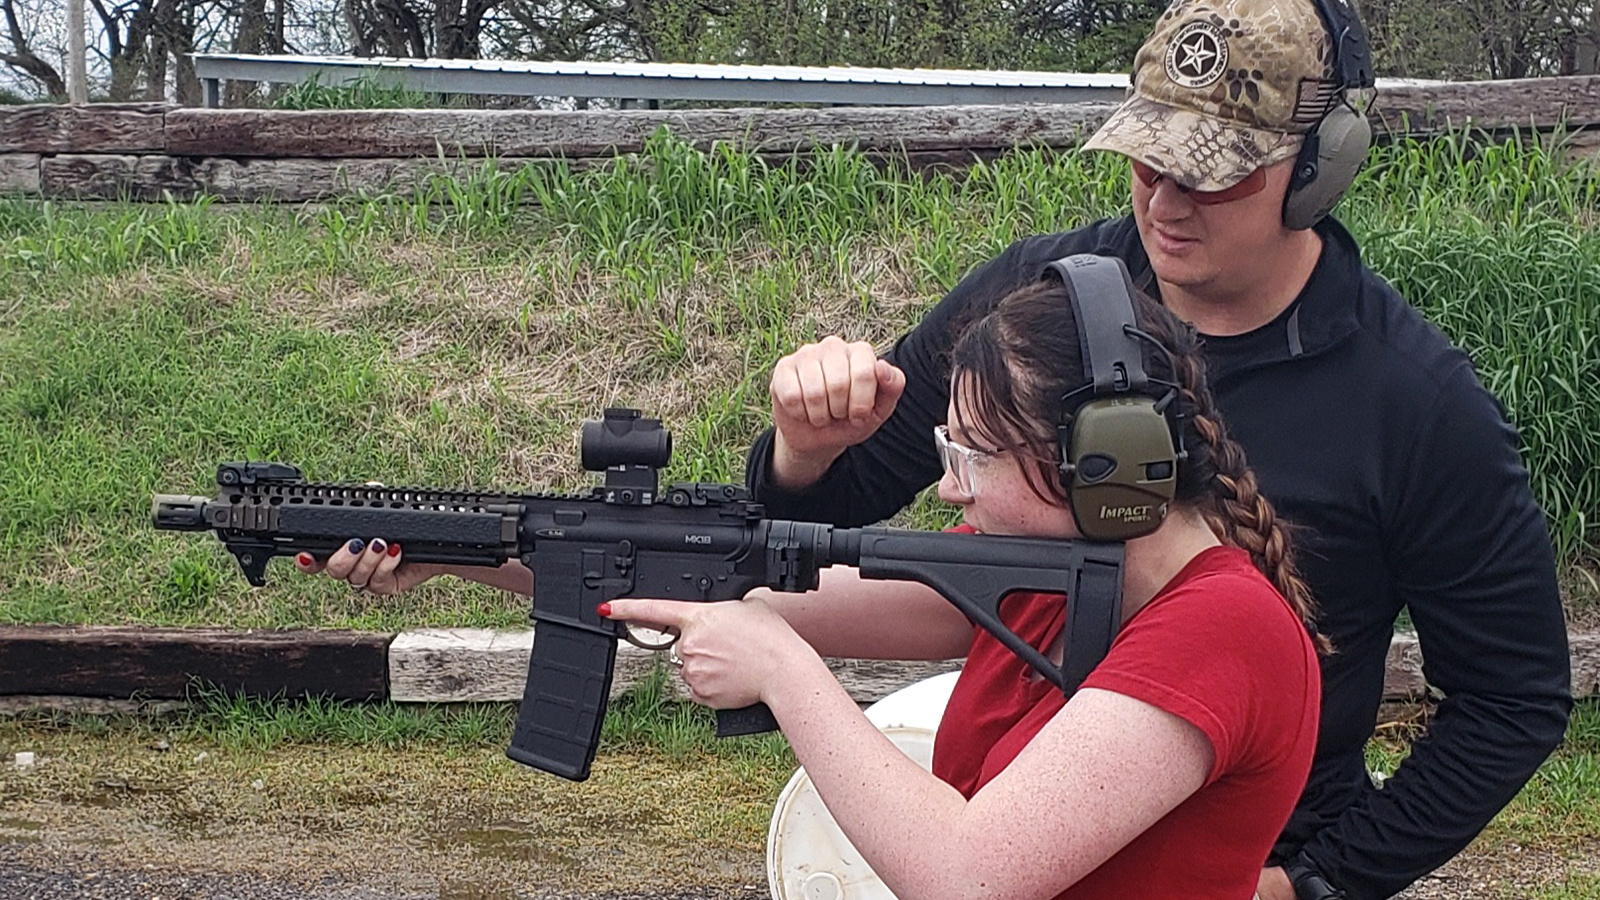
left=596, top=602, right=612, bottom=618
left=387, top=542, right=402, bottom=557
left=296, top=553, right=313, bottom=566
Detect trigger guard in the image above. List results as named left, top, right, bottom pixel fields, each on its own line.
left=623, top=624, right=679, bottom=651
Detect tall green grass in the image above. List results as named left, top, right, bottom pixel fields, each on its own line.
left=0, top=131, right=1596, bottom=630
left=1351, top=134, right=1600, bottom=564
left=271, top=73, right=447, bottom=110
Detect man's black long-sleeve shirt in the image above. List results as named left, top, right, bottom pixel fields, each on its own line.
left=745, top=215, right=1572, bottom=900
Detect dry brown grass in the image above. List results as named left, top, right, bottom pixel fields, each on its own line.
left=232, top=234, right=943, bottom=489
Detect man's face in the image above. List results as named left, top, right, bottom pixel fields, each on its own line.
left=1130, top=157, right=1299, bottom=295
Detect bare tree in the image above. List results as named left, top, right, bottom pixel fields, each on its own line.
left=1, top=0, right=68, bottom=98
left=434, top=0, right=498, bottom=57
left=1332, top=0, right=1600, bottom=79
left=226, top=0, right=287, bottom=102
left=138, top=0, right=198, bottom=101
left=1553, top=0, right=1600, bottom=73
left=489, top=0, right=636, bottom=61
left=90, top=0, right=157, bottom=99
left=1465, top=0, right=1553, bottom=78
left=346, top=0, right=428, bottom=55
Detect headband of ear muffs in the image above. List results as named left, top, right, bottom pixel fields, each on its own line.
left=1283, top=0, right=1377, bottom=230
left=1041, top=255, right=1181, bottom=543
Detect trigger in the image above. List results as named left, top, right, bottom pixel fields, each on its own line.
left=623, top=624, right=679, bottom=651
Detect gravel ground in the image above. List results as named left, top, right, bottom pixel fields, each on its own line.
left=0, top=732, right=780, bottom=900
left=0, top=843, right=425, bottom=900
left=2, top=721, right=1594, bottom=900
left=4, top=837, right=1598, bottom=900
left=0, top=843, right=769, bottom=900
left=1390, top=840, right=1600, bottom=900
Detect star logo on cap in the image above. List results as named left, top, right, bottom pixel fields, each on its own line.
left=1164, top=21, right=1229, bottom=88
left=1175, top=35, right=1217, bottom=76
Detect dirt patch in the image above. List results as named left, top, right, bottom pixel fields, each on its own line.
left=0, top=730, right=777, bottom=898
left=0, top=723, right=1594, bottom=899
left=1395, top=840, right=1600, bottom=899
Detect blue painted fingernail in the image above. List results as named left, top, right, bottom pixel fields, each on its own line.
left=347, top=539, right=364, bottom=554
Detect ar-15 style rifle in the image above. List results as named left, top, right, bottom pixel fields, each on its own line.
left=153, top=408, right=1125, bottom=781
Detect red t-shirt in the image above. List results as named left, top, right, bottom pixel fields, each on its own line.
left=931, top=542, right=1320, bottom=900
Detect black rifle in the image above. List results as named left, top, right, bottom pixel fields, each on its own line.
left=152, top=408, right=1125, bottom=781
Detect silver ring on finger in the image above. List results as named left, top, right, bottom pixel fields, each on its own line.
left=350, top=581, right=369, bottom=593
left=667, top=646, right=684, bottom=669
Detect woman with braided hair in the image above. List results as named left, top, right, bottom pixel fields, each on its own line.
left=603, top=261, right=1322, bottom=900
left=945, top=271, right=1326, bottom=654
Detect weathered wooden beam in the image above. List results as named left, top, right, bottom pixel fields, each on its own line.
left=6, top=77, right=1600, bottom=162
left=160, top=79, right=1600, bottom=160
left=39, top=154, right=537, bottom=201
left=396, top=628, right=1399, bottom=705
left=195, top=156, right=509, bottom=202
left=1373, top=75, right=1600, bottom=136
left=388, top=627, right=961, bottom=705
left=0, top=103, right=169, bottom=154
left=0, top=695, right=189, bottom=716
left=0, top=625, right=1593, bottom=710
left=0, top=154, right=41, bottom=194
left=1383, top=632, right=1600, bottom=700
left=0, top=625, right=391, bottom=701
left=38, top=154, right=202, bottom=201
left=1570, top=632, right=1600, bottom=698
left=1546, top=127, right=1600, bottom=161
left=163, top=104, right=1119, bottom=160
left=33, top=151, right=1001, bottom=201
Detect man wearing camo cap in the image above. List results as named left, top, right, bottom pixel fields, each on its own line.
left=1086, top=0, right=1346, bottom=193
left=744, top=0, right=1572, bottom=897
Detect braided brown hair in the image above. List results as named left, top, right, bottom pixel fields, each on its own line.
left=949, top=277, right=1328, bottom=652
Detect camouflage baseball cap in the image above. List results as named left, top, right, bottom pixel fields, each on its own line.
left=1083, top=0, right=1342, bottom=191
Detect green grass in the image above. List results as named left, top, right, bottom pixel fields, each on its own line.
left=0, top=665, right=793, bottom=769
left=270, top=73, right=449, bottom=110
left=1490, top=701, right=1600, bottom=844
left=0, top=131, right=1596, bottom=630
left=1354, top=701, right=1600, bottom=894
left=1354, top=133, right=1600, bottom=567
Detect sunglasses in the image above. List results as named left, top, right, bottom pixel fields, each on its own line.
left=934, top=424, right=997, bottom=500
left=1131, top=160, right=1268, bottom=205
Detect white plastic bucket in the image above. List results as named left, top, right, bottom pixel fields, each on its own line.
left=766, top=671, right=960, bottom=900
left=861, top=670, right=960, bottom=730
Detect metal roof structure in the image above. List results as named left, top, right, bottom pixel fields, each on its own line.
left=192, top=53, right=1133, bottom=108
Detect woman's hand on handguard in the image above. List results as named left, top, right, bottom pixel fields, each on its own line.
left=769, top=336, right=906, bottom=491
left=294, top=538, right=444, bottom=596
left=602, top=596, right=815, bottom=709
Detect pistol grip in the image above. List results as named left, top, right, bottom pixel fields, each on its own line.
left=716, top=702, right=779, bottom=737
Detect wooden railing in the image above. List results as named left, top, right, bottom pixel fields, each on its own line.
left=1, top=75, right=1598, bottom=202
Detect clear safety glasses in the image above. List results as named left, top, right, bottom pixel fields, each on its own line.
left=934, top=424, right=995, bottom=500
